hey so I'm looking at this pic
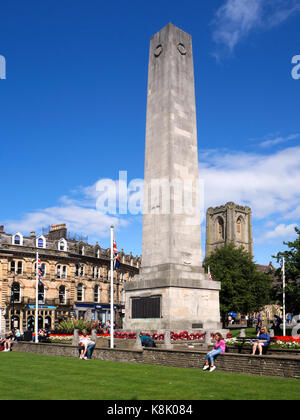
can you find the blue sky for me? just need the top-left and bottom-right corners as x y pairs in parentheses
(0, 0), (299, 265)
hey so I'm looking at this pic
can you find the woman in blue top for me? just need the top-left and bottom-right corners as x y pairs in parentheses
(251, 327), (270, 356)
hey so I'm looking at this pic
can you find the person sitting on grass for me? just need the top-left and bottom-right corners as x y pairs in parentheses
(79, 330), (96, 360)
(251, 326), (270, 356)
(203, 333), (226, 372)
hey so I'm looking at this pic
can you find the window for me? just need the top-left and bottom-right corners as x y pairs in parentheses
(17, 261), (23, 275)
(75, 264), (85, 277)
(80, 265), (85, 277)
(57, 265), (67, 279)
(37, 236), (46, 248)
(10, 261), (15, 273)
(12, 233), (23, 246)
(94, 285), (100, 303)
(38, 284), (45, 304)
(58, 239), (67, 252)
(59, 286), (66, 304)
(216, 217), (225, 241)
(11, 282), (21, 303)
(62, 266), (67, 279)
(77, 284), (84, 302)
(92, 267), (100, 279)
(237, 217), (243, 237)
(96, 248), (100, 258)
(79, 245), (84, 256)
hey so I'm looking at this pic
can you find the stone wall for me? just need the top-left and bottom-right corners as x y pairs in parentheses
(13, 342), (300, 379)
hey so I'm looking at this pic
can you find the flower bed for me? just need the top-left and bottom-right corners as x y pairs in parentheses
(272, 336), (300, 350)
(48, 331), (234, 343)
(113, 331), (233, 341)
(49, 333), (110, 343)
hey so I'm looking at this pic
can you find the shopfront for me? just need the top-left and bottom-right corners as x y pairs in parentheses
(75, 303), (119, 324)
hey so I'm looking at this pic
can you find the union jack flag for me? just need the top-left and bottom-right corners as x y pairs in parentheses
(37, 255), (44, 286)
(113, 236), (120, 271)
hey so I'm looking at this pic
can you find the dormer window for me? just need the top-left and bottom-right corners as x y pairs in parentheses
(12, 233), (23, 246)
(37, 236), (46, 249)
(58, 238), (67, 252)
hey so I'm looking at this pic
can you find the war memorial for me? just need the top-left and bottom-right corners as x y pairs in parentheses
(124, 23), (222, 333)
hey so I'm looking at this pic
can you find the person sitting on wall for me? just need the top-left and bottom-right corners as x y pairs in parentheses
(251, 327), (270, 356)
(78, 342), (85, 359)
(79, 330), (96, 360)
(203, 333), (226, 373)
(0, 336), (6, 351)
(14, 329), (22, 342)
(38, 329), (50, 343)
(140, 334), (156, 348)
(3, 331), (16, 352)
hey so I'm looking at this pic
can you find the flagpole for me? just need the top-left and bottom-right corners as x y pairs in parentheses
(110, 225), (114, 349)
(35, 252), (39, 343)
(282, 257), (286, 337)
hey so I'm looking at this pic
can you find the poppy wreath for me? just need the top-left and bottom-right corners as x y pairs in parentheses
(152, 333), (159, 340)
(158, 333), (164, 340)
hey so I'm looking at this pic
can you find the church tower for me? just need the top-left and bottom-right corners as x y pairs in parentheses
(205, 202), (253, 258)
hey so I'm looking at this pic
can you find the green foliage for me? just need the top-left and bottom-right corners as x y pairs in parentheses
(272, 226), (300, 313)
(56, 319), (94, 334)
(204, 244), (273, 315)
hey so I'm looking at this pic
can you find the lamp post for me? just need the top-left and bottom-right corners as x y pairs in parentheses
(282, 258), (286, 337)
(110, 225), (115, 349)
(11, 278), (15, 331)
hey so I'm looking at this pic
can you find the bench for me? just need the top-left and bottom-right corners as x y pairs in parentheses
(235, 337), (277, 355)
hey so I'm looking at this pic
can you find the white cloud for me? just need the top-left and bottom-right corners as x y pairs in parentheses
(259, 133), (300, 148)
(212, 0), (263, 53)
(5, 205), (128, 243)
(199, 145), (300, 220)
(260, 223), (298, 241)
(212, 0), (300, 55)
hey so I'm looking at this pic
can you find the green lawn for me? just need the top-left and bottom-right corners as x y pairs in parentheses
(0, 352), (299, 400)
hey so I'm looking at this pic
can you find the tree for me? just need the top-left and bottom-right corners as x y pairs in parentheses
(204, 244), (273, 323)
(272, 227), (300, 314)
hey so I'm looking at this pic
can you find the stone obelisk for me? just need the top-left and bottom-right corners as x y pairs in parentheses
(124, 23), (221, 331)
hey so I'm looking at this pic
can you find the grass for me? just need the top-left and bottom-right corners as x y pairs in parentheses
(0, 353), (299, 400)
(230, 328), (257, 338)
